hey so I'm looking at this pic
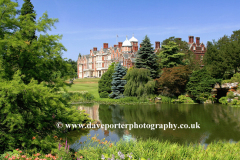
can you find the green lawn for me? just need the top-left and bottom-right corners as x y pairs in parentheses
(63, 78), (100, 98)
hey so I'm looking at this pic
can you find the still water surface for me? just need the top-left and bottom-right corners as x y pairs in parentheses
(67, 103), (240, 151)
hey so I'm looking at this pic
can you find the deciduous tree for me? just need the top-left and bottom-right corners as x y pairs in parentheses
(124, 68), (155, 97)
(0, 0), (71, 89)
(98, 62), (115, 98)
(204, 30), (240, 79)
(155, 65), (191, 97)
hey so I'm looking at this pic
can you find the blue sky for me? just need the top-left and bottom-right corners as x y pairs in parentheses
(16, 0), (240, 61)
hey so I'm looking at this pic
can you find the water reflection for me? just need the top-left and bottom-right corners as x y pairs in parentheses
(68, 103), (240, 151)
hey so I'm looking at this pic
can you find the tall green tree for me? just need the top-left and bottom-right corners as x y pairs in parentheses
(109, 63), (127, 99)
(20, 0), (37, 42)
(186, 68), (221, 101)
(0, 0), (91, 154)
(159, 37), (200, 71)
(124, 68), (155, 97)
(204, 30), (240, 79)
(158, 41), (185, 69)
(98, 62), (115, 98)
(66, 59), (77, 78)
(0, 0), (71, 89)
(135, 35), (159, 79)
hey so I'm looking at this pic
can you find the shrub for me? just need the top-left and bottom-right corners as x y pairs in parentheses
(227, 91), (235, 99)
(232, 99), (238, 105)
(219, 97), (228, 105)
(186, 68), (221, 100)
(0, 71), (91, 154)
(99, 91), (109, 98)
(82, 92), (95, 100)
(178, 95), (187, 103)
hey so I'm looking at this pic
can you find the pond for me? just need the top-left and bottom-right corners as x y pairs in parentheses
(66, 103), (240, 151)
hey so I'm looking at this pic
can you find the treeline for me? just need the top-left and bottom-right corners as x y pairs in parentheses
(0, 0), (90, 154)
(99, 31), (240, 102)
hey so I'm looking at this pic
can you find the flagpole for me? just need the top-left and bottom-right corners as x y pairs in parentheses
(116, 35), (118, 45)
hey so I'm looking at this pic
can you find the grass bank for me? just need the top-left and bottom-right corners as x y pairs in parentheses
(2, 136), (239, 160)
(63, 78), (197, 105)
(76, 136), (240, 160)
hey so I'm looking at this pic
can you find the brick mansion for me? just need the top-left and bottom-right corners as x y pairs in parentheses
(77, 35), (206, 78)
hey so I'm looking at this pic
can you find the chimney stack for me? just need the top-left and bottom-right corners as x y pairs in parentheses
(196, 37), (200, 45)
(188, 36), (194, 44)
(114, 45), (118, 47)
(93, 47), (97, 51)
(155, 41), (160, 49)
(103, 43), (108, 49)
(118, 42), (122, 48)
(178, 38), (182, 41)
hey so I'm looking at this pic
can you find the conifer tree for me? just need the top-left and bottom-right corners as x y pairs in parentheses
(158, 41), (185, 69)
(135, 35), (159, 79)
(20, 0), (37, 42)
(109, 63), (127, 99)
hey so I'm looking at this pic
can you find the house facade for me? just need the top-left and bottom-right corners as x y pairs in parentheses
(77, 35), (206, 78)
(187, 36), (206, 61)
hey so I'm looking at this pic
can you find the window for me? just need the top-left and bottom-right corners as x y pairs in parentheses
(200, 55), (203, 61)
(193, 46), (195, 50)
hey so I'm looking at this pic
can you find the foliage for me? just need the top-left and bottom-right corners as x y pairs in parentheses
(61, 92), (95, 102)
(178, 95), (194, 103)
(158, 41), (185, 69)
(124, 68), (155, 97)
(65, 59), (77, 79)
(186, 68), (221, 100)
(76, 136), (240, 160)
(20, 0), (37, 42)
(204, 30), (240, 79)
(98, 62), (115, 98)
(99, 91), (109, 98)
(135, 35), (159, 79)
(157, 95), (175, 103)
(109, 63), (127, 99)
(1, 138), (81, 160)
(0, 0), (71, 89)
(219, 97), (228, 105)
(227, 91), (235, 99)
(155, 65), (192, 97)
(222, 73), (240, 84)
(159, 36), (200, 71)
(0, 71), (92, 154)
